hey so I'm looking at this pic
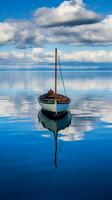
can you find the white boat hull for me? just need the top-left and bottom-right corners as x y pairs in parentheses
(38, 101), (70, 113)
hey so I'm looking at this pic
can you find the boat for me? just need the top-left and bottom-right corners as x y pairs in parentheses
(38, 48), (71, 114)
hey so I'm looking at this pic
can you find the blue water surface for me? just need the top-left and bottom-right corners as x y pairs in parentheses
(0, 71), (112, 200)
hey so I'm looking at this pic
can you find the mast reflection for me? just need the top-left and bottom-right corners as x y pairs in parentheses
(38, 110), (72, 168)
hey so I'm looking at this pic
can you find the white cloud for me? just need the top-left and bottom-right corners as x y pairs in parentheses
(34, 0), (100, 27)
(0, 20), (45, 48)
(0, 0), (112, 52)
(1, 49), (112, 66)
(0, 22), (16, 45)
(47, 14), (112, 45)
(0, 0), (103, 49)
(62, 50), (112, 63)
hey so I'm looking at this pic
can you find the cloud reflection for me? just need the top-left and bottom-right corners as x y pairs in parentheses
(0, 71), (112, 141)
(38, 96), (112, 141)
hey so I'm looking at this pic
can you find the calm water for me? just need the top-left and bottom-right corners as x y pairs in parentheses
(0, 70), (112, 200)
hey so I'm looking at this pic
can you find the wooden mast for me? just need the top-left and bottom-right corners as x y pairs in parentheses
(55, 48), (57, 94)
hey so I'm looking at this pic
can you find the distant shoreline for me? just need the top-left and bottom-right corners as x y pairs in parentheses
(0, 68), (112, 72)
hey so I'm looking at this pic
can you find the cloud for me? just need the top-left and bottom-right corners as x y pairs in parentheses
(0, 0), (102, 49)
(0, 48), (56, 66)
(34, 0), (101, 27)
(47, 15), (112, 45)
(61, 50), (112, 63)
(1, 49), (112, 67)
(0, 0), (112, 49)
(0, 21), (16, 45)
(0, 20), (45, 48)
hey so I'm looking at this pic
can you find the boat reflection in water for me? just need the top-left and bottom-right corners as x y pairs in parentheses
(38, 109), (72, 168)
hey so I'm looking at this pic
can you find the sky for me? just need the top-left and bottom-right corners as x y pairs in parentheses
(0, 0), (112, 68)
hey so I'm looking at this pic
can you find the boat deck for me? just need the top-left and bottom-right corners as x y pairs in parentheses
(39, 90), (71, 104)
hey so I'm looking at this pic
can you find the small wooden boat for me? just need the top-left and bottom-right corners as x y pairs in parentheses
(38, 48), (71, 114)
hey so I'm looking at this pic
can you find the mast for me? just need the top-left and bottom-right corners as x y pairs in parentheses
(55, 48), (58, 94)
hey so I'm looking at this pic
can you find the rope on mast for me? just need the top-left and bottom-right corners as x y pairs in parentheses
(58, 56), (67, 97)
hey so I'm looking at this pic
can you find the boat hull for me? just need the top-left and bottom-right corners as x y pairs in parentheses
(38, 99), (70, 113)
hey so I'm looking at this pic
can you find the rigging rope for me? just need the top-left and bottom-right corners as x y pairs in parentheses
(58, 56), (67, 97)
